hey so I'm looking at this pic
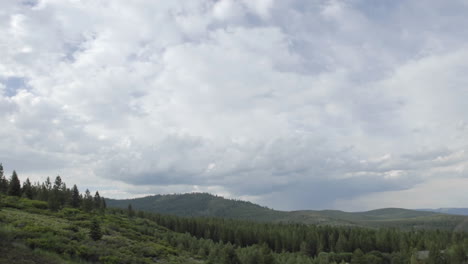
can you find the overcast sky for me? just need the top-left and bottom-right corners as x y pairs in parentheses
(1, 0), (468, 211)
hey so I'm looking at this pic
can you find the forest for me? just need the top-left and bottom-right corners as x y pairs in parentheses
(1, 163), (468, 264)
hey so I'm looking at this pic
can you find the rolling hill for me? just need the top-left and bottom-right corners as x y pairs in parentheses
(106, 193), (468, 231)
(107, 193), (288, 221)
(418, 208), (468, 216)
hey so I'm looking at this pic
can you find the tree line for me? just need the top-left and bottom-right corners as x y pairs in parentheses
(0, 163), (105, 212)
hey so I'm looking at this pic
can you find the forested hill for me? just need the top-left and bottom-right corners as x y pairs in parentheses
(106, 193), (289, 221)
(106, 193), (468, 231)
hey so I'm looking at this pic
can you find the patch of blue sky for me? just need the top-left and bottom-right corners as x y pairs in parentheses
(2, 77), (29, 97)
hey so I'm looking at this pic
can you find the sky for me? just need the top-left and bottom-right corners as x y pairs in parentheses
(1, 0), (468, 211)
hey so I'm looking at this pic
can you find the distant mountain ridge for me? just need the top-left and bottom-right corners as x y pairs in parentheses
(106, 193), (468, 231)
(417, 208), (468, 216)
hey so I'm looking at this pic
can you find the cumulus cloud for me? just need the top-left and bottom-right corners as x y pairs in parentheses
(1, 0), (468, 210)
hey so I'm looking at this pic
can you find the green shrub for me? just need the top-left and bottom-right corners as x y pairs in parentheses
(99, 255), (121, 264)
(31, 200), (48, 210)
(76, 244), (100, 262)
(0, 224), (17, 244)
(22, 225), (55, 236)
(59, 208), (81, 219)
(2, 196), (23, 209)
(26, 234), (70, 254)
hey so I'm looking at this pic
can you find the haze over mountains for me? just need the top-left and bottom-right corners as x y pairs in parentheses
(417, 208), (468, 216)
(107, 193), (468, 231)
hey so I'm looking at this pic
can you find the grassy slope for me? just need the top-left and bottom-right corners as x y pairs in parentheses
(0, 196), (203, 264)
(107, 193), (468, 231)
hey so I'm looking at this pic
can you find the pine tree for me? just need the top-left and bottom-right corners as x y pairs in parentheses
(89, 218), (103, 241)
(53, 175), (62, 190)
(48, 175), (64, 211)
(335, 232), (348, 252)
(48, 193), (60, 211)
(0, 163), (7, 194)
(22, 178), (33, 199)
(44, 177), (52, 191)
(8, 170), (21, 197)
(61, 183), (70, 206)
(82, 189), (93, 212)
(94, 191), (101, 210)
(71, 184), (81, 208)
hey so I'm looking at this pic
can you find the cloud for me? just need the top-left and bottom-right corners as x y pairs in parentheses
(1, 0), (468, 210)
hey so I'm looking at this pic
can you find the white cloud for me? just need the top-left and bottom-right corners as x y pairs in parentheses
(1, 0), (468, 210)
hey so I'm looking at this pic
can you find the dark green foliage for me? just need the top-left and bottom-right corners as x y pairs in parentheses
(94, 191), (101, 210)
(44, 177), (52, 191)
(22, 178), (33, 199)
(260, 244), (276, 264)
(82, 189), (93, 212)
(89, 218), (103, 241)
(48, 176), (63, 211)
(8, 171), (21, 197)
(71, 184), (81, 208)
(450, 244), (466, 264)
(101, 197), (106, 210)
(0, 199), (200, 263)
(222, 244), (241, 264)
(53, 175), (62, 190)
(37, 177), (52, 202)
(0, 163), (8, 194)
(428, 245), (446, 264)
(50, 176), (66, 210)
(0, 243), (69, 264)
(300, 241), (315, 257)
(107, 193), (282, 221)
(106, 193), (468, 231)
(351, 248), (365, 264)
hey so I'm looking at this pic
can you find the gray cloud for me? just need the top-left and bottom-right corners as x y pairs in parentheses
(1, 0), (468, 210)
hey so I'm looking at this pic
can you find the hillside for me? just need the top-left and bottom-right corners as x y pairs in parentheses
(0, 196), (203, 264)
(107, 193), (468, 231)
(418, 208), (468, 216)
(107, 193), (290, 222)
(3, 194), (468, 264)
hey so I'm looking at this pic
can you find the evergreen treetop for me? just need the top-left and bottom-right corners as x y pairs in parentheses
(8, 170), (21, 197)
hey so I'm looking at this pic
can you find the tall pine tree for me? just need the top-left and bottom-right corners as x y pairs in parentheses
(94, 191), (101, 210)
(0, 163), (7, 194)
(22, 178), (33, 199)
(48, 175), (64, 211)
(71, 184), (81, 208)
(8, 170), (21, 197)
(82, 189), (93, 212)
